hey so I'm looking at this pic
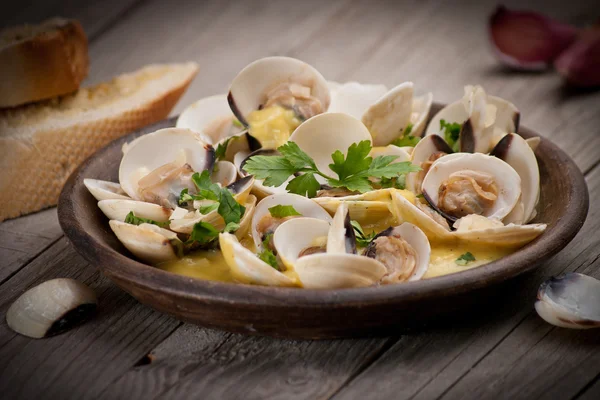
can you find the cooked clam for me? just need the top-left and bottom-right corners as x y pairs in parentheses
(421, 153), (521, 222)
(535, 273), (600, 329)
(405, 135), (453, 194)
(390, 190), (453, 240)
(273, 217), (330, 269)
(211, 161), (238, 187)
(365, 222), (431, 283)
(6, 278), (97, 339)
(119, 128), (215, 206)
(326, 203), (357, 254)
(84, 179), (130, 201)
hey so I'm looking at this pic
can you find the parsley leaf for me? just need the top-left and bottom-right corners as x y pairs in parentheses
(224, 222), (240, 233)
(218, 189), (246, 225)
(368, 157), (420, 179)
(278, 141), (317, 170)
(440, 119), (461, 150)
(190, 221), (220, 244)
(378, 175), (406, 190)
(258, 233), (279, 269)
(327, 175), (372, 193)
(192, 170), (221, 201)
(350, 220), (377, 247)
(198, 202), (219, 215)
(232, 118), (244, 128)
(391, 123), (419, 147)
(215, 138), (231, 161)
(243, 155), (296, 187)
(455, 252), (476, 266)
(268, 205), (302, 218)
(329, 140), (372, 181)
(286, 173), (321, 198)
(124, 211), (169, 228)
(179, 188), (194, 205)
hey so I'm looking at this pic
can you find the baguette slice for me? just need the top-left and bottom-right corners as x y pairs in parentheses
(0, 18), (89, 108)
(0, 62), (199, 221)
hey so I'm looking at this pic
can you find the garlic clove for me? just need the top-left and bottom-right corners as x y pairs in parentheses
(489, 6), (578, 70)
(6, 278), (97, 339)
(555, 29), (600, 87)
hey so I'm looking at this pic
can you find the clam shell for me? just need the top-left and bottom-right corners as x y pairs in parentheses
(289, 113), (372, 183)
(273, 217), (330, 270)
(390, 190), (453, 241)
(109, 221), (182, 264)
(535, 273), (600, 329)
(411, 92), (434, 138)
(176, 94), (241, 144)
(6, 278), (97, 339)
(362, 82), (413, 146)
(98, 199), (172, 222)
(84, 179), (129, 201)
(313, 189), (394, 227)
(491, 133), (540, 223)
(327, 82), (388, 119)
(228, 56), (330, 125)
(219, 232), (297, 287)
(211, 161), (238, 187)
(405, 135), (453, 193)
(326, 203), (357, 254)
(251, 193), (332, 251)
(452, 222), (546, 247)
(237, 149), (291, 197)
(421, 153), (521, 221)
(119, 128), (215, 199)
(294, 253), (386, 289)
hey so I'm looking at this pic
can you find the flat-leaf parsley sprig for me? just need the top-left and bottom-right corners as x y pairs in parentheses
(243, 140), (420, 198)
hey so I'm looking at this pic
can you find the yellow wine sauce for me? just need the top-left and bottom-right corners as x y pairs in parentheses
(157, 249), (235, 283)
(246, 105), (301, 149)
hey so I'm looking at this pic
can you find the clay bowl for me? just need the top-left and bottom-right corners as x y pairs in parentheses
(58, 103), (589, 339)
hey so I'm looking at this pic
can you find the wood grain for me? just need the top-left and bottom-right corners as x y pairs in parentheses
(0, 238), (181, 399)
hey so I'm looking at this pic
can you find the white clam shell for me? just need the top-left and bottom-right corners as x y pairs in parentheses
(327, 82), (388, 119)
(211, 161), (238, 187)
(98, 199), (172, 222)
(452, 222), (546, 247)
(326, 203), (354, 254)
(421, 153), (521, 221)
(410, 92), (434, 138)
(314, 189), (393, 226)
(228, 56), (330, 124)
(405, 135), (453, 193)
(110, 221), (182, 264)
(251, 193), (332, 251)
(219, 232), (296, 287)
(273, 217), (330, 270)
(176, 94), (240, 144)
(491, 133), (540, 223)
(389, 190), (453, 241)
(369, 145), (411, 163)
(294, 253), (386, 289)
(119, 128), (215, 199)
(362, 82), (414, 146)
(289, 113), (372, 183)
(6, 278), (97, 339)
(535, 273), (600, 329)
(84, 179), (130, 201)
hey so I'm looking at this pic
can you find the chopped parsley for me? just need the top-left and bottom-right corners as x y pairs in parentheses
(268, 205), (302, 218)
(440, 119), (461, 152)
(350, 220), (377, 247)
(215, 137), (231, 161)
(391, 123), (420, 147)
(189, 221), (220, 244)
(455, 252), (476, 266)
(258, 233), (279, 269)
(243, 140), (420, 198)
(124, 211), (169, 228)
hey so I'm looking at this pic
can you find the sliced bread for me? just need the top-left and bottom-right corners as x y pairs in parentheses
(0, 62), (199, 221)
(0, 18), (89, 108)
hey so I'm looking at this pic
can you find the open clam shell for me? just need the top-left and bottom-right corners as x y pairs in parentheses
(326, 203), (357, 254)
(365, 222), (431, 283)
(327, 82), (388, 118)
(251, 193), (332, 251)
(421, 153), (521, 222)
(273, 217), (330, 270)
(491, 133), (540, 224)
(211, 161), (238, 187)
(176, 94), (242, 144)
(6, 278), (97, 339)
(452, 219), (546, 247)
(535, 273), (600, 329)
(109, 221), (182, 264)
(289, 112), (372, 183)
(390, 190), (453, 241)
(228, 56), (330, 126)
(98, 199), (172, 222)
(84, 179), (130, 201)
(314, 189), (394, 226)
(219, 232), (297, 287)
(119, 128), (215, 200)
(405, 135), (454, 193)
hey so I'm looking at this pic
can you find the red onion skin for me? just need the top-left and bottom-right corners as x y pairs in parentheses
(555, 30), (600, 87)
(489, 5), (579, 70)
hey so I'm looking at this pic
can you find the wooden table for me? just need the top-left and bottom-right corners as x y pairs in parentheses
(1, 1), (599, 398)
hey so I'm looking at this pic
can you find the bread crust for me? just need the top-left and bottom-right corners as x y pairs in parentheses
(0, 63), (199, 221)
(0, 19), (89, 108)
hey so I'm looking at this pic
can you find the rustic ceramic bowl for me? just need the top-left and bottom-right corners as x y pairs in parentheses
(58, 104), (589, 339)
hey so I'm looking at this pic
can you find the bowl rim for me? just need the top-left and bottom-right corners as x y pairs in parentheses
(58, 105), (589, 310)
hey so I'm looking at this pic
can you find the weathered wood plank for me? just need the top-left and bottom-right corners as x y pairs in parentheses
(0, 209), (62, 283)
(0, 238), (182, 399)
(578, 376), (600, 400)
(102, 325), (391, 400)
(331, 165), (600, 400)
